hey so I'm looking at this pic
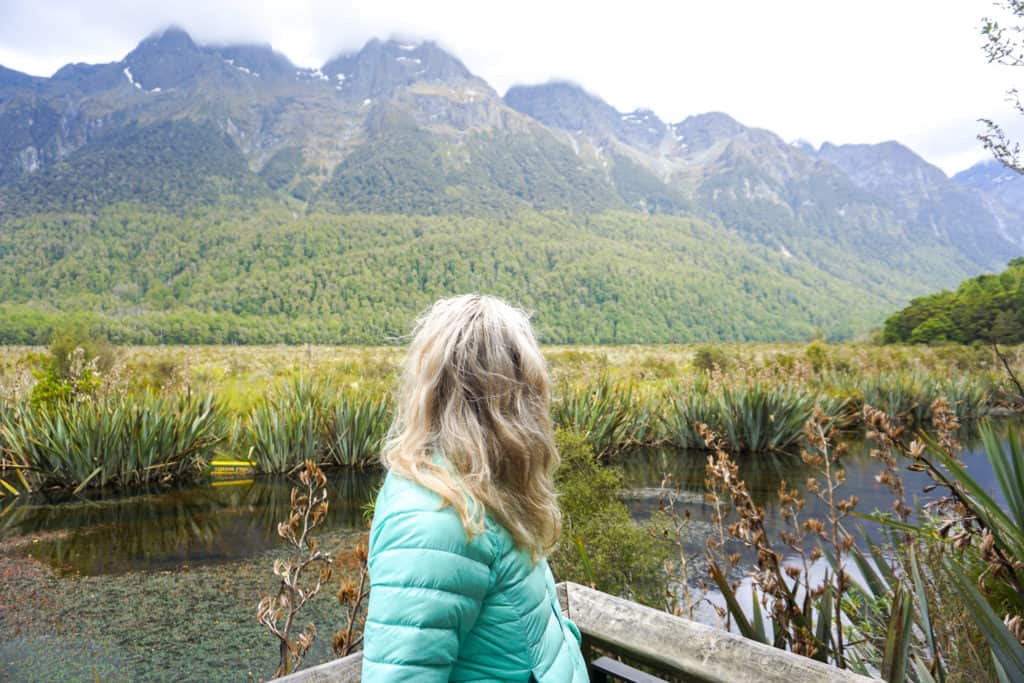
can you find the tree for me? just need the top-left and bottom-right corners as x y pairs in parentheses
(980, 1), (1024, 172)
(991, 308), (1024, 343)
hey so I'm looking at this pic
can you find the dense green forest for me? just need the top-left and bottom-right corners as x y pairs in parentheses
(882, 257), (1024, 343)
(0, 203), (934, 345)
(0, 99), (1002, 347)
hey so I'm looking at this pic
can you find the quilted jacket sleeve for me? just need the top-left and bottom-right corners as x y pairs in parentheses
(361, 474), (494, 682)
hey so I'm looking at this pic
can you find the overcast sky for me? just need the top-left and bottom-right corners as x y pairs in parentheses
(1, 0), (1021, 175)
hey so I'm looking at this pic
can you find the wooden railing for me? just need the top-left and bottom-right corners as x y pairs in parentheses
(274, 581), (879, 682)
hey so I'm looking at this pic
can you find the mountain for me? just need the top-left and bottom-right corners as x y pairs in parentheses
(817, 141), (1020, 267)
(506, 83), (1020, 271)
(0, 27), (1021, 344)
(952, 159), (1024, 250)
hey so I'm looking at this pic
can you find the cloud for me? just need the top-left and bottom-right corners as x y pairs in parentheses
(0, 0), (1020, 174)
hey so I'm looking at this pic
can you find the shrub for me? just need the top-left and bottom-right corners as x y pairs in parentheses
(550, 429), (671, 607)
(242, 377), (327, 474)
(691, 345), (728, 373)
(804, 340), (830, 372)
(28, 321), (121, 407)
(324, 393), (390, 469)
(1, 392), (225, 491)
(637, 353), (679, 380)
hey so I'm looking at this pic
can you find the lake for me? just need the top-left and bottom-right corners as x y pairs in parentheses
(0, 420), (1013, 681)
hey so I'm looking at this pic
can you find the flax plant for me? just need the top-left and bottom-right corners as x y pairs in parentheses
(257, 461), (333, 678)
(551, 377), (645, 459)
(333, 539), (370, 657)
(700, 412), (859, 666)
(0, 392), (224, 492)
(325, 394), (389, 468)
(862, 400), (1024, 679)
(665, 379), (849, 454)
(242, 377), (328, 474)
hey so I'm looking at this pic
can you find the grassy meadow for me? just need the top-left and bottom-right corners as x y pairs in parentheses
(0, 341), (1018, 494)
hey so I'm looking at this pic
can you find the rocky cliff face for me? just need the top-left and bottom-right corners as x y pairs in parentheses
(817, 141), (1017, 265)
(0, 26), (1020, 273)
(953, 159), (1024, 248)
(506, 80), (1022, 269)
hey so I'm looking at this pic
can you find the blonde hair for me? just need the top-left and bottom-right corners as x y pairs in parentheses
(381, 294), (561, 558)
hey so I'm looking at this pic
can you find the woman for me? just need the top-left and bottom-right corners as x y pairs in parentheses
(361, 294), (588, 682)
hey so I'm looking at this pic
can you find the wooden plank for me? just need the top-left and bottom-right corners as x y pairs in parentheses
(557, 579), (569, 613)
(562, 582), (880, 683)
(272, 653), (362, 683)
(591, 655), (668, 682)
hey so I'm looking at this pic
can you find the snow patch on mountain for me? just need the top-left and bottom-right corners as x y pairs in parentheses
(123, 66), (141, 89)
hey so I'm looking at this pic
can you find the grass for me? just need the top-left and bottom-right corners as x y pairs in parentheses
(240, 377), (390, 473)
(0, 342), (1017, 489)
(0, 393), (225, 492)
(325, 392), (390, 469)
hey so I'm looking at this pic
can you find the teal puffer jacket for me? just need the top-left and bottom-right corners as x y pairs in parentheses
(361, 470), (589, 682)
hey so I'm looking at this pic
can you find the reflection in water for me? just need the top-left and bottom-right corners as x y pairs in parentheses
(1, 420), (1013, 578)
(619, 421), (1012, 554)
(1, 470), (382, 576)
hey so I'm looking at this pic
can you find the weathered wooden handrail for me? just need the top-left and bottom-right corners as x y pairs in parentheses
(273, 653), (362, 682)
(273, 581), (880, 682)
(560, 582), (878, 683)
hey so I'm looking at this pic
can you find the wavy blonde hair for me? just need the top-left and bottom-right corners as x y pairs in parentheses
(381, 294), (561, 558)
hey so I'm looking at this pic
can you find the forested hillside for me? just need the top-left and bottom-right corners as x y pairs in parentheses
(0, 205), (919, 344)
(1, 27), (1022, 343)
(882, 257), (1024, 344)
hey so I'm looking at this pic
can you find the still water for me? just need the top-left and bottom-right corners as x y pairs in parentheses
(0, 472), (381, 682)
(620, 421), (1010, 552)
(0, 421), (1013, 681)
(3, 471), (380, 576)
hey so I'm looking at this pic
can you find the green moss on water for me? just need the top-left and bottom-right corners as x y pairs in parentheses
(0, 474), (378, 681)
(0, 530), (366, 682)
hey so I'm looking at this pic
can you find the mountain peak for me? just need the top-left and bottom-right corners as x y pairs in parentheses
(212, 42), (295, 80)
(122, 26), (205, 91)
(0, 64), (37, 88)
(953, 158), (1017, 184)
(953, 160), (1024, 228)
(819, 140), (946, 181)
(671, 112), (747, 151)
(320, 37), (475, 100)
(505, 81), (674, 149)
(676, 111), (745, 132)
(788, 138), (817, 154)
(506, 79), (588, 95)
(504, 81), (623, 135)
(131, 26), (199, 57)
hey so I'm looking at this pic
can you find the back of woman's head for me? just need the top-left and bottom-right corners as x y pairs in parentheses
(382, 294), (561, 557)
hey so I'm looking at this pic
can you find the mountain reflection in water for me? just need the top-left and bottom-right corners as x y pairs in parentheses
(1, 470), (382, 576)
(1, 420), (1014, 578)
(619, 420), (1013, 553)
